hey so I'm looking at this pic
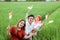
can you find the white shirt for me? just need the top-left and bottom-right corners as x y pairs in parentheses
(25, 21), (34, 35)
(34, 24), (41, 31)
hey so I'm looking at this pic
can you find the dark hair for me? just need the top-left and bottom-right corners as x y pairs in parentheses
(17, 19), (25, 30)
(28, 14), (34, 19)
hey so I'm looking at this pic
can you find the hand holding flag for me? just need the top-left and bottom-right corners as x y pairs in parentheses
(9, 12), (13, 20)
(7, 25), (11, 35)
(28, 5), (33, 10)
(45, 20), (54, 25)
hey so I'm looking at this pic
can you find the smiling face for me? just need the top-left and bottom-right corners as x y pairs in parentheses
(18, 21), (25, 28)
(28, 15), (34, 24)
(36, 15), (41, 21)
(28, 17), (34, 24)
(36, 17), (40, 21)
(17, 20), (25, 29)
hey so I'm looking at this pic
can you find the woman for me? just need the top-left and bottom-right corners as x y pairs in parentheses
(8, 19), (34, 40)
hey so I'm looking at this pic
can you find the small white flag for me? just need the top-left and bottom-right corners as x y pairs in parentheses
(9, 12), (12, 20)
(45, 13), (50, 19)
(45, 15), (48, 19)
(48, 20), (54, 23)
(28, 5), (33, 10)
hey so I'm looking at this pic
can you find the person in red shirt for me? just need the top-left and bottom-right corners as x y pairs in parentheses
(7, 19), (34, 40)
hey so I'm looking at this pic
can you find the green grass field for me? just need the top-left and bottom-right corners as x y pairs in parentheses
(0, 2), (60, 40)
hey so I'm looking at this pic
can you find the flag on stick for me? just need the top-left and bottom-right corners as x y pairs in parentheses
(9, 12), (13, 20)
(28, 5), (33, 10)
(48, 20), (54, 24)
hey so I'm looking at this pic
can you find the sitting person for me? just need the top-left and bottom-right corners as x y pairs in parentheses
(25, 14), (37, 40)
(7, 19), (35, 40)
(34, 15), (44, 31)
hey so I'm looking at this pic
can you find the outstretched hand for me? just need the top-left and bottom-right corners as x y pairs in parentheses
(7, 25), (11, 35)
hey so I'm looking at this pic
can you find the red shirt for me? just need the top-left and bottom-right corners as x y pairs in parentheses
(10, 26), (25, 40)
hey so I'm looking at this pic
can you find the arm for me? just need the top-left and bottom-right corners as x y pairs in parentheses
(26, 13), (28, 22)
(9, 27), (18, 37)
(7, 25), (11, 35)
(24, 33), (34, 39)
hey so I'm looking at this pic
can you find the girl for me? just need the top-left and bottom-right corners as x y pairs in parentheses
(34, 15), (43, 31)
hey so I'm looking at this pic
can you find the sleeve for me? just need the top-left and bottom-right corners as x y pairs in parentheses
(25, 25), (28, 35)
(9, 27), (17, 36)
(9, 27), (13, 34)
(31, 22), (35, 32)
(32, 22), (35, 30)
(25, 13), (28, 22)
(25, 22), (29, 35)
(26, 16), (28, 22)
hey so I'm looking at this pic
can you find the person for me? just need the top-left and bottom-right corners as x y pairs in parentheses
(25, 14), (36, 40)
(7, 19), (35, 40)
(34, 15), (44, 31)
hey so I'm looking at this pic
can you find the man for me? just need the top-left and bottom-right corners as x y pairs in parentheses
(25, 14), (35, 40)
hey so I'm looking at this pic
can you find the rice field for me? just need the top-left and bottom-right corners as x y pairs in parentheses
(0, 2), (60, 40)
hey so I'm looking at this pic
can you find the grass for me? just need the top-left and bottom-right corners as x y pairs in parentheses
(0, 2), (60, 40)
(33, 8), (60, 40)
(44, 8), (60, 40)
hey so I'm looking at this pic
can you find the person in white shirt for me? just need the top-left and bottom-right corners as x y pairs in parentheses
(25, 14), (35, 40)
